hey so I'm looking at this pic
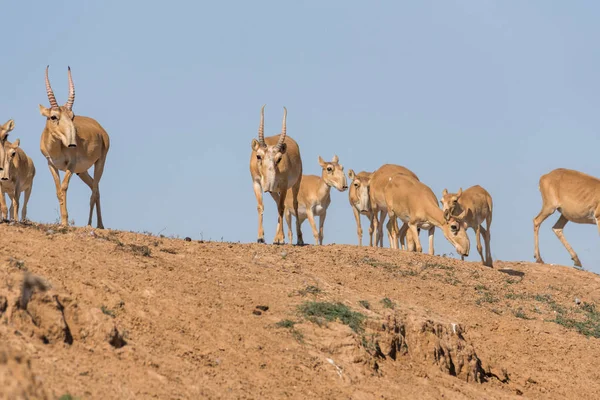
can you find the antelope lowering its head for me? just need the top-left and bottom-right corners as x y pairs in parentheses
(369, 164), (420, 249)
(440, 185), (493, 266)
(533, 168), (600, 268)
(0, 120), (35, 222)
(250, 105), (303, 245)
(39, 66), (110, 228)
(348, 169), (374, 246)
(384, 173), (470, 257)
(284, 155), (347, 245)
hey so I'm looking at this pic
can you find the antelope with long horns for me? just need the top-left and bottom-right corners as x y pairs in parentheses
(39, 66), (110, 228)
(250, 105), (303, 245)
(284, 155), (348, 245)
(533, 168), (600, 268)
(0, 120), (35, 222)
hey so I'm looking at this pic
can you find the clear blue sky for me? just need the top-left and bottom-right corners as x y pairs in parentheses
(2, 1), (600, 271)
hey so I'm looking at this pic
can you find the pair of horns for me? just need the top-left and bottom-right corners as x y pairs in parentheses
(45, 65), (75, 110)
(257, 105), (287, 151)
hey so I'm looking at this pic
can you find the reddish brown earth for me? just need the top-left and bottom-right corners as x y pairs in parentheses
(1, 222), (600, 399)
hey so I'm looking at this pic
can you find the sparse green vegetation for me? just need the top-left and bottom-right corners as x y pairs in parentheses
(298, 301), (365, 333)
(381, 297), (395, 309)
(476, 291), (498, 305)
(298, 285), (322, 296)
(58, 394), (80, 400)
(551, 301), (600, 338)
(513, 308), (532, 320)
(276, 319), (296, 329)
(358, 300), (370, 310)
(129, 244), (151, 257)
(101, 305), (115, 318)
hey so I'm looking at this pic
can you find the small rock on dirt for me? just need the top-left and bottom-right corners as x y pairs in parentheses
(256, 305), (269, 312)
(252, 310), (262, 316)
(184, 237), (191, 242)
(575, 298), (581, 305)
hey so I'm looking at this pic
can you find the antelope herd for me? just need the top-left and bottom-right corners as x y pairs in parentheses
(0, 67), (597, 269)
(250, 106), (600, 269)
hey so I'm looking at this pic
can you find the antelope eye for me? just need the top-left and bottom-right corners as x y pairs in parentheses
(256, 155), (262, 161)
(276, 158), (282, 164)
(354, 182), (359, 187)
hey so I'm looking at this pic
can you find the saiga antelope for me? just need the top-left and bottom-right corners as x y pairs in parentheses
(384, 173), (470, 257)
(533, 168), (600, 268)
(348, 169), (374, 246)
(284, 155), (348, 245)
(440, 186), (493, 266)
(250, 105), (303, 245)
(39, 66), (110, 228)
(368, 164), (419, 249)
(0, 120), (35, 221)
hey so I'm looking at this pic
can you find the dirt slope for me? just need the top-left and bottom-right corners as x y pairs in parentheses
(1, 223), (600, 399)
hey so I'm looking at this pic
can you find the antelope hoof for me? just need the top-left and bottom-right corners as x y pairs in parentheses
(573, 258), (582, 268)
(257, 238), (265, 244)
(535, 257), (544, 264)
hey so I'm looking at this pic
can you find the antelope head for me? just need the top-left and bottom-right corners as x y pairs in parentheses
(38, 66), (77, 148)
(0, 119), (15, 180)
(318, 155), (347, 192)
(440, 188), (463, 221)
(442, 216), (470, 257)
(251, 105), (289, 193)
(348, 169), (370, 212)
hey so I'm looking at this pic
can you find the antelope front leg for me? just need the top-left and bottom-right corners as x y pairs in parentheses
(285, 209), (293, 244)
(47, 162), (71, 226)
(252, 181), (265, 243)
(318, 212), (326, 245)
(479, 225), (492, 267)
(427, 227), (435, 255)
(0, 190), (7, 221)
(378, 209), (386, 247)
(10, 185), (20, 222)
(352, 207), (363, 246)
(368, 212), (374, 247)
(372, 207), (381, 247)
(475, 225), (485, 264)
(533, 204), (556, 264)
(306, 209), (319, 245)
(552, 215), (582, 267)
(21, 186), (32, 222)
(272, 190), (286, 245)
(408, 223), (422, 253)
(291, 182), (304, 246)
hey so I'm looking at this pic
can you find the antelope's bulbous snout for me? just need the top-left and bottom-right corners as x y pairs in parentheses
(68, 144), (77, 148)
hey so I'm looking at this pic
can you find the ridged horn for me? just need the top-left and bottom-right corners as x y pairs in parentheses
(275, 107), (287, 150)
(45, 65), (59, 109)
(258, 104), (266, 147)
(65, 66), (75, 110)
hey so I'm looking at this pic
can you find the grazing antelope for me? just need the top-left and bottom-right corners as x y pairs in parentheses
(250, 105), (303, 245)
(384, 173), (470, 257)
(368, 164), (420, 248)
(0, 120), (35, 222)
(440, 186), (493, 266)
(348, 169), (374, 246)
(533, 168), (600, 268)
(39, 66), (110, 228)
(284, 155), (348, 245)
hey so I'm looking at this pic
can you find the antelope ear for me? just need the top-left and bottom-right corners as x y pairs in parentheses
(462, 220), (468, 230)
(318, 156), (327, 168)
(331, 154), (339, 163)
(278, 142), (287, 154)
(457, 188), (463, 198)
(39, 104), (51, 117)
(12, 139), (20, 148)
(348, 169), (355, 180)
(442, 188), (448, 196)
(2, 119), (14, 133)
(251, 139), (260, 152)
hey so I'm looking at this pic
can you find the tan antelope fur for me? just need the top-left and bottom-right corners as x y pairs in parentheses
(441, 185), (493, 266)
(284, 155), (348, 245)
(533, 168), (600, 268)
(0, 121), (35, 221)
(348, 169), (374, 246)
(39, 66), (110, 228)
(368, 164), (420, 249)
(250, 105), (303, 245)
(384, 174), (470, 257)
